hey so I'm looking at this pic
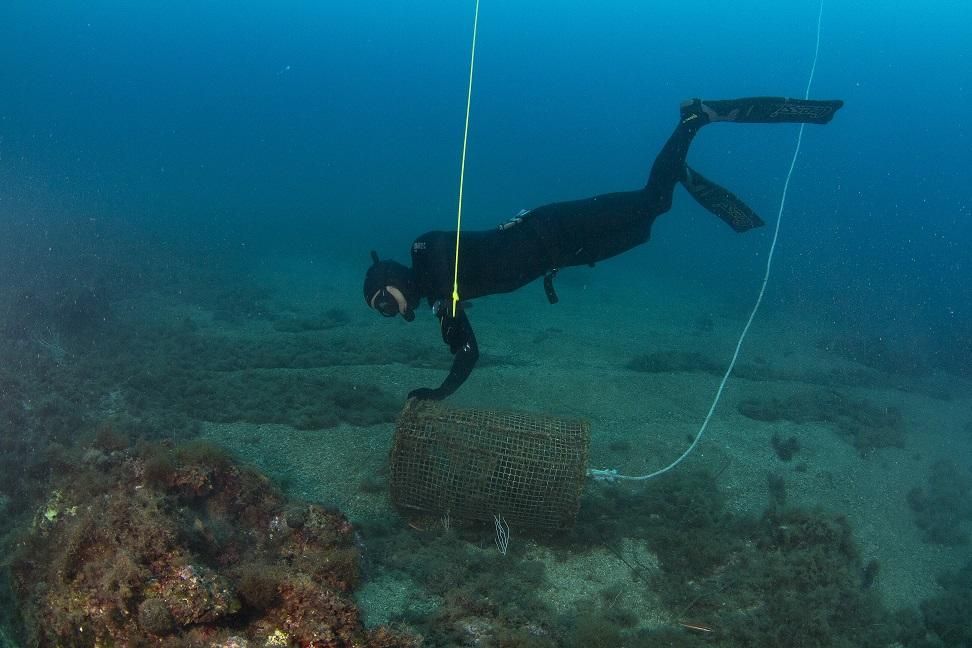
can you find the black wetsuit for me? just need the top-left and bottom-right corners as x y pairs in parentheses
(407, 116), (701, 400)
(397, 96), (843, 399)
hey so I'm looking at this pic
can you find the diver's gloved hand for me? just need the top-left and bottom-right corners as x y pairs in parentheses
(408, 387), (446, 401)
(440, 315), (466, 353)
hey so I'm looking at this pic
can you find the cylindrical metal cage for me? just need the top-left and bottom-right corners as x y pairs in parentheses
(389, 399), (590, 531)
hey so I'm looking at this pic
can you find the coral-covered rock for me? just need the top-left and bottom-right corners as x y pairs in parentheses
(146, 564), (240, 626)
(138, 597), (175, 635)
(10, 443), (417, 647)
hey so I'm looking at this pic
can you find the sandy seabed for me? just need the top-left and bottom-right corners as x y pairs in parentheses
(192, 255), (972, 630)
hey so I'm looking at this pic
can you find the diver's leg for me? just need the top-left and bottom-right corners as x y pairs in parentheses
(666, 97), (843, 232)
(653, 97), (844, 188)
(642, 111), (704, 213)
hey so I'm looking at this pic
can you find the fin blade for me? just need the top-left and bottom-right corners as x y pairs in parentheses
(681, 167), (765, 233)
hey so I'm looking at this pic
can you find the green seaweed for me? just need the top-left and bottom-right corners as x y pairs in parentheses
(573, 469), (900, 647)
(738, 389), (906, 454)
(907, 460), (972, 545)
(770, 431), (801, 461)
(272, 308), (351, 332)
(916, 558), (972, 646)
(626, 350), (723, 375)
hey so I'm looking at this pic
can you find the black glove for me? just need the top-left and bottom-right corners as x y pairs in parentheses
(441, 315), (466, 353)
(408, 387), (445, 401)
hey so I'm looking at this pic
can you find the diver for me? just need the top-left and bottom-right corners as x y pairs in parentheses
(364, 96), (844, 401)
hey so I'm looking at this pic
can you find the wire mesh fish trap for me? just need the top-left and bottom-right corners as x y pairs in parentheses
(389, 399), (591, 531)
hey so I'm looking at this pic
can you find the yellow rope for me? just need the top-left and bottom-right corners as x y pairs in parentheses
(451, 0), (480, 317)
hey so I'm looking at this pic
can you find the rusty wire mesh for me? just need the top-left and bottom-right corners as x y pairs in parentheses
(389, 399), (590, 531)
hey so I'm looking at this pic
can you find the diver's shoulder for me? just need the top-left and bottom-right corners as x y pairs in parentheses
(412, 231), (453, 254)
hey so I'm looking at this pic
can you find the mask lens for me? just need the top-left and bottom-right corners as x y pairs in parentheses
(372, 289), (399, 317)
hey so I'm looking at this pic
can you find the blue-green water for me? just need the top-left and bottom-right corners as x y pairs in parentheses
(1, 2), (970, 646)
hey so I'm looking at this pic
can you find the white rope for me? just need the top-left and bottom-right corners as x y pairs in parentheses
(590, 0), (826, 483)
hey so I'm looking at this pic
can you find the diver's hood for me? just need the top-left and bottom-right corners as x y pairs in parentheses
(363, 251), (418, 321)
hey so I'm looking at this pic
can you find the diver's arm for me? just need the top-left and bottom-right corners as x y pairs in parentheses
(408, 304), (479, 401)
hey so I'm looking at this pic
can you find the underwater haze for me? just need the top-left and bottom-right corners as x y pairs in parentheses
(1, 1), (971, 646)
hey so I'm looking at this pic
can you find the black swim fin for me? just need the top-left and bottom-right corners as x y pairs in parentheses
(683, 97), (844, 125)
(681, 166), (765, 233)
